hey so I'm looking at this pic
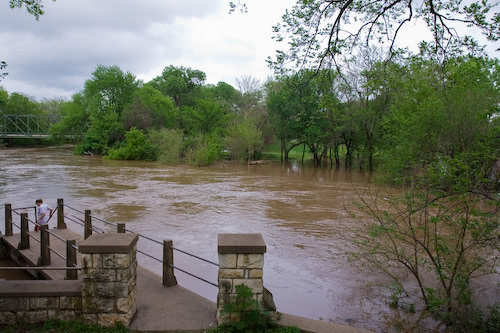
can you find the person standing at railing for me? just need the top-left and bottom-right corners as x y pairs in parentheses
(35, 198), (52, 232)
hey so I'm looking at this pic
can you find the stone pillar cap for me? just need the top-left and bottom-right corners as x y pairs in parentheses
(218, 233), (266, 254)
(79, 233), (138, 254)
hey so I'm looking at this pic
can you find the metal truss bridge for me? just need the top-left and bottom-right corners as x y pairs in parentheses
(0, 114), (60, 139)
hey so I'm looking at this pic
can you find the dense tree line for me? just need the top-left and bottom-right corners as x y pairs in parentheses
(1, 54), (499, 174)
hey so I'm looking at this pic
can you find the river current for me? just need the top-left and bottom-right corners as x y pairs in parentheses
(2, 146), (496, 331)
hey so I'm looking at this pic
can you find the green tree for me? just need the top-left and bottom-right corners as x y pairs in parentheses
(77, 65), (139, 154)
(265, 74), (306, 162)
(225, 116), (263, 162)
(381, 56), (500, 184)
(49, 93), (88, 141)
(121, 84), (178, 131)
(150, 65), (206, 107)
(2, 92), (42, 115)
(233, 76), (273, 147)
(182, 99), (228, 135)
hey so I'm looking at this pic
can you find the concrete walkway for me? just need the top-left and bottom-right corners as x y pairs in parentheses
(1, 229), (368, 332)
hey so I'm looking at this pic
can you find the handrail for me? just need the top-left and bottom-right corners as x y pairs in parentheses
(63, 202), (219, 287)
(8, 205), (79, 279)
(7, 201), (218, 287)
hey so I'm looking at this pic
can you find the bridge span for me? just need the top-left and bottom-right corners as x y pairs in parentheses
(0, 114), (58, 139)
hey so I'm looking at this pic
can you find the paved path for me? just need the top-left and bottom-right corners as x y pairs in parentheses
(1, 229), (368, 332)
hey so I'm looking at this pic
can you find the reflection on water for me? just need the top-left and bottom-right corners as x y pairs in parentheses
(1, 147), (496, 331)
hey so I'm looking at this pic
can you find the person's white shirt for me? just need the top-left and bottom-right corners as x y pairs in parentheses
(37, 203), (52, 225)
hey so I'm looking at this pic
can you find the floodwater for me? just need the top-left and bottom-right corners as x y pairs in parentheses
(0, 147), (496, 331)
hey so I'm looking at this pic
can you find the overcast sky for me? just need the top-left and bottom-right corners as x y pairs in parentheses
(2, 1), (499, 101)
(1, 0), (295, 100)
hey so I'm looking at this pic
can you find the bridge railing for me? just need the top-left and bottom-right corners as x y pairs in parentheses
(0, 114), (59, 138)
(4, 199), (219, 288)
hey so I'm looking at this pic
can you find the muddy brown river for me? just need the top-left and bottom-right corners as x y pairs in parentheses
(1, 147), (497, 331)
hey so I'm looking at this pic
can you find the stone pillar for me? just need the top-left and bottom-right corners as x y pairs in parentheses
(217, 233), (275, 324)
(79, 233), (138, 327)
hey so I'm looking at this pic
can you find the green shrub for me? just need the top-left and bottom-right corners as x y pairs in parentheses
(185, 133), (221, 166)
(108, 127), (156, 161)
(147, 128), (184, 163)
(210, 284), (300, 333)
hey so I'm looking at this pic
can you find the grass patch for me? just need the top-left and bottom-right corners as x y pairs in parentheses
(261, 142), (312, 161)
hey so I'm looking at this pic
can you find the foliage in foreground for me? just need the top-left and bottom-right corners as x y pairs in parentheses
(0, 319), (130, 333)
(210, 284), (300, 333)
(349, 186), (500, 331)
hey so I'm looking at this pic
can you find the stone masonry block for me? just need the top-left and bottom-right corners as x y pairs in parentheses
(0, 297), (28, 311)
(94, 282), (116, 297)
(249, 268), (263, 278)
(59, 296), (82, 310)
(115, 267), (133, 282)
(29, 296), (58, 310)
(84, 268), (116, 282)
(236, 253), (264, 269)
(103, 253), (130, 269)
(81, 313), (98, 325)
(98, 302), (136, 327)
(0, 311), (16, 325)
(231, 278), (263, 294)
(218, 253), (237, 268)
(48, 309), (80, 321)
(81, 281), (94, 297)
(219, 268), (244, 279)
(218, 278), (232, 294)
(116, 286), (136, 313)
(26, 310), (48, 323)
(92, 254), (103, 268)
(82, 296), (115, 313)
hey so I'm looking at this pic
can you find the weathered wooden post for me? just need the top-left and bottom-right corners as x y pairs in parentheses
(57, 198), (67, 229)
(217, 233), (276, 324)
(84, 209), (92, 239)
(39, 224), (51, 265)
(66, 239), (77, 280)
(162, 240), (177, 287)
(4, 203), (12, 236)
(117, 223), (125, 233)
(18, 212), (29, 249)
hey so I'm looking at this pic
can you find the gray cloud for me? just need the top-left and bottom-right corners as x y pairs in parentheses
(1, 0), (292, 100)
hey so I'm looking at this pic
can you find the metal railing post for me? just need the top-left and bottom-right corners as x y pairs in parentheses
(117, 223), (126, 233)
(40, 225), (51, 265)
(163, 239), (177, 287)
(84, 209), (92, 239)
(4, 203), (12, 236)
(57, 198), (67, 229)
(66, 239), (77, 280)
(18, 212), (29, 249)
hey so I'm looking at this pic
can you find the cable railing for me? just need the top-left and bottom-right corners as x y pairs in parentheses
(3, 199), (218, 288)
(5, 204), (80, 280)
